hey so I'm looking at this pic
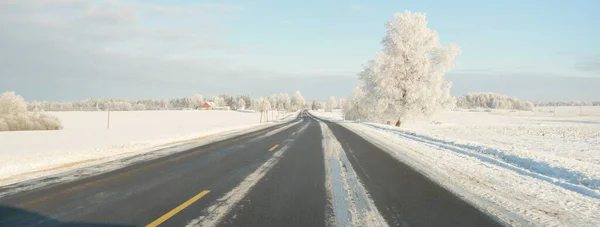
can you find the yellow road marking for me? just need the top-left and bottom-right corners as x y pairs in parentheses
(268, 144), (280, 152)
(146, 190), (210, 227)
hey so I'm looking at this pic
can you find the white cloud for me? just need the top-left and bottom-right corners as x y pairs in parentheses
(574, 56), (600, 72)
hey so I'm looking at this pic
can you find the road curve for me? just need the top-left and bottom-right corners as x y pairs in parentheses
(0, 111), (503, 227)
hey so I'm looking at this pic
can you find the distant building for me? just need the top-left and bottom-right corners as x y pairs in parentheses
(200, 101), (216, 110)
(200, 101), (230, 110)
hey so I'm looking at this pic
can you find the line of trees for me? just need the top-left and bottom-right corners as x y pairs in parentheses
(251, 91), (306, 112)
(26, 95), (250, 112)
(532, 101), (600, 107)
(25, 91), (307, 113)
(455, 93), (535, 111)
(310, 96), (346, 112)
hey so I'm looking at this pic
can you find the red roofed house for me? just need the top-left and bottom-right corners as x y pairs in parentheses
(200, 101), (215, 110)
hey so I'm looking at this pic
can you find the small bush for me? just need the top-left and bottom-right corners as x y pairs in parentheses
(0, 91), (63, 131)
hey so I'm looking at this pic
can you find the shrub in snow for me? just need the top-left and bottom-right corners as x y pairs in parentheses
(0, 91), (28, 115)
(0, 91), (62, 131)
(456, 93), (534, 111)
(357, 11), (460, 125)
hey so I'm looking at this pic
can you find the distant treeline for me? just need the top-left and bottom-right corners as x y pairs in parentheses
(25, 92), (308, 112)
(26, 95), (254, 111)
(531, 101), (600, 107)
(455, 93), (534, 111)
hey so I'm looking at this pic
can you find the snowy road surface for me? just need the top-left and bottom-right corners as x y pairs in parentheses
(0, 111), (501, 227)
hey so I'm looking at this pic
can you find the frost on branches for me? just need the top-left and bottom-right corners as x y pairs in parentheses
(292, 91), (306, 111)
(355, 11), (460, 125)
(456, 93), (534, 111)
(344, 86), (369, 121)
(325, 96), (337, 112)
(0, 91), (62, 131)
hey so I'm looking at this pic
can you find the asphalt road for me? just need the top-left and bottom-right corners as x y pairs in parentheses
(0, 111), (503, 227)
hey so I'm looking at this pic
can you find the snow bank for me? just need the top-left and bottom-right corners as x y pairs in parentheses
(0, 110), (296, 185)
(310, 108), (600, 226)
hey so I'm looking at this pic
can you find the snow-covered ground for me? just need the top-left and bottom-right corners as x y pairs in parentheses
(311, 108), (600, 226)
(0, 110), (296, 187)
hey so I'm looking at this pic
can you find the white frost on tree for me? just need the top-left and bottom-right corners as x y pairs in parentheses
(359, 11), (460, 125)
(212, 96), (226, 108)
(292, 91), (305, 110)
(237, 99), (246, 110)
(456, 93), (534, 111)
(276, 93), (291, 111)
(282, 93), (292, 111)
(189, 94), (204, 109)
(0, 91), (62, 131)
(251, 97), (271, 112)
(325, 96), (337, 112)
(338, 98), (346, 110)
(0, 91), (27, 115)
(344, 86), (369, 121)
(268, 95), (278, 111)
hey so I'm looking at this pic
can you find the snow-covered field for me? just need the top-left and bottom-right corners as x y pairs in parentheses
(0, 110), (295, 187)
(311, 108), (600, 226)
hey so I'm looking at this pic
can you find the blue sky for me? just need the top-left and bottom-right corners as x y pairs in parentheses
(221, 0), (600, 76)
(1, 0), (599, 101)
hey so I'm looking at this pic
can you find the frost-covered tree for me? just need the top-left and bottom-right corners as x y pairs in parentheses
(237, 99), (246, 110)
(344, 86), (369, 120)
(338, 98), (346, 110)
(133, 103), (146, 111)
(282, 93), (292, 111)
(0, 91), (27, 115)
(250, 97), (271, 111)
(0, 91), (62, 131)
(268, 95), (278, 110)
(189, 94), (204, 109)
(212, 96), (226, 107)
(292, 91), (305, 110)
(311, 100), (322, 110)
(325, 96), (337, 112)
(360, 11), (460, 125)
(275, 93), (290, 111)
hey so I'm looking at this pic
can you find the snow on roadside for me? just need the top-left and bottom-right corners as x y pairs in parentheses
(310, 109), (600, 226)
(0, 110), (299, 186)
